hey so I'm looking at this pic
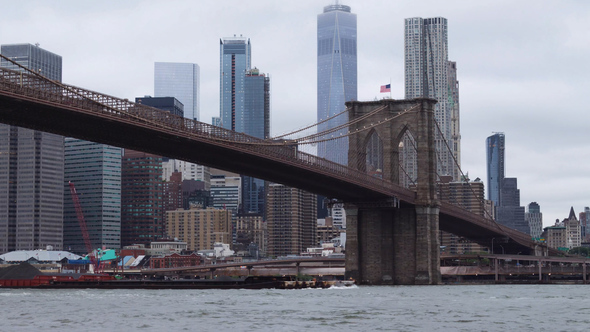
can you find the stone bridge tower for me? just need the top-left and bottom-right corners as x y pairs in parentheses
(344, 98), (440, 285)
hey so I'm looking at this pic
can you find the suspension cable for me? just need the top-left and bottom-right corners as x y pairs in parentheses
(432, 118), (506, 235)
(273, 107), (350, 139)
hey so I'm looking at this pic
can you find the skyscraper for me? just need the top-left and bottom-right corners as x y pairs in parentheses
(154, 62), (200, 121)
(486, 133), (505, 205)
(0, 44), (64, 254)
(136, 96), (184, 117)
(485, 133), (527, 234)
(219, 37), (269, 215)
(580, 207), (590, 241)
(526, 202), (543, 239)
(317, 2), (357, 165)
(242, 68), (270, 214)
(220, 36), (251, 131)
(266, 184), (317, 257)
(121, 150), (163, 246)
(404, 17), (460, 185)
(64, 139), (122, 254)
(497, 177), (528, 234)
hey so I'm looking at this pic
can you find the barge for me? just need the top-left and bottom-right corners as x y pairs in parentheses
(0, 263), (353, 290)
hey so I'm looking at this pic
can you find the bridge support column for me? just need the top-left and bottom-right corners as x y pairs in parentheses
(414, 205), (440, 285)
(344, 207), (360, 282)
(345, 203), (440, 285)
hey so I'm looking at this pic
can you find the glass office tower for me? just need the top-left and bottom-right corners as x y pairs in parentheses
(219, 37), (268, 216)
(220, 36), (251, 131)
(64, 139), (122, 254)
(486, 133), (505, 206)
(154, 62), (200, 121)
(0, 44), (64, 254)
(317, 3), (357, 165)
(241, 68), (270, 214)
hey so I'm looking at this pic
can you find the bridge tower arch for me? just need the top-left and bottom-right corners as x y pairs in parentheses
(345, 98), (440, 285)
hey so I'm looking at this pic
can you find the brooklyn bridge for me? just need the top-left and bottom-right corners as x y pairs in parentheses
(0, 57), (556, 285)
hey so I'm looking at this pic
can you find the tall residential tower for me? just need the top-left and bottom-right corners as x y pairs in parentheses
(486, 133), (505, 206)
(317, 3), (357, 165)
(403, 17), (460, 185)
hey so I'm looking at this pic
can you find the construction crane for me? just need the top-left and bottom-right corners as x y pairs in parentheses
(68, 181), (100, 272)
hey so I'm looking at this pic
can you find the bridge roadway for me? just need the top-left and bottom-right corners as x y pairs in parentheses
(0, 66), (553, 254)
(140, 257), (346, 277)
(441, 254), (590, 283)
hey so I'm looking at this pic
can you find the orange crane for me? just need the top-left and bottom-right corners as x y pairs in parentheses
(68, 181), (100, 272)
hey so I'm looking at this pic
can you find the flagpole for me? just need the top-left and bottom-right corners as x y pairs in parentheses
(389, 78), (392, 99)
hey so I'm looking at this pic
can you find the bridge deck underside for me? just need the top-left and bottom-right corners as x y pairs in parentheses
(0, 94), (391, 202)
(439, 212), (550, 254)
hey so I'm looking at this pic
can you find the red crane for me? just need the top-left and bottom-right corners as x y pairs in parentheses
(68, 181), (100, 272)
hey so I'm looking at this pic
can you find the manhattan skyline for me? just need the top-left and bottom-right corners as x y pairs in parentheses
(0, 0), (588, 226)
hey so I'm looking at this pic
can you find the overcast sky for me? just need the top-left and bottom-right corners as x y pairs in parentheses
(1, 0), (588, 227)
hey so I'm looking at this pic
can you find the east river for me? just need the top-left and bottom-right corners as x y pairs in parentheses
(1, 285), (589, 331)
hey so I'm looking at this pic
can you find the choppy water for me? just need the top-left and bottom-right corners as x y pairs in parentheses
(1, 285), (589, 331)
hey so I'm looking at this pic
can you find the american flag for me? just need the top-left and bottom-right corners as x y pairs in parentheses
(380, 84), (391, 93)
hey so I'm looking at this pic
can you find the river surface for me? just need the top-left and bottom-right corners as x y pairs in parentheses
(1, 285), (589, 331)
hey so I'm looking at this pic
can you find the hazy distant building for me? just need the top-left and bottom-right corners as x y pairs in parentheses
(166, 207), (232, 251)
(236, 214), (266, 256)
(525, 202), (543, 239)
(579, 207), (590, 241)
(330, 204), (346, 229)
(542, 224), (567, 250)
(182, 180), (210, 210)
(438, 176), (487, 254)
(64, 139), (122, 254)
(162, 159), (210, 191)
(486, 133), (505, 205)
(438, 176), (485, 216)
(163, 172), (183, 226)
(266, 184), (317, 257)
(403, 17), (460, 185)
(121, 150), (163, 246)
(210, 175), (241, 213)
(135, 96), (184, 118)
(317, 217), (343, 246)
(154, 62), (200, 121)
(317, 2), (357, 165)
(563, 207), (581, 249)
(0, 43), (64, 253)
(496, 178), (528, 234)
